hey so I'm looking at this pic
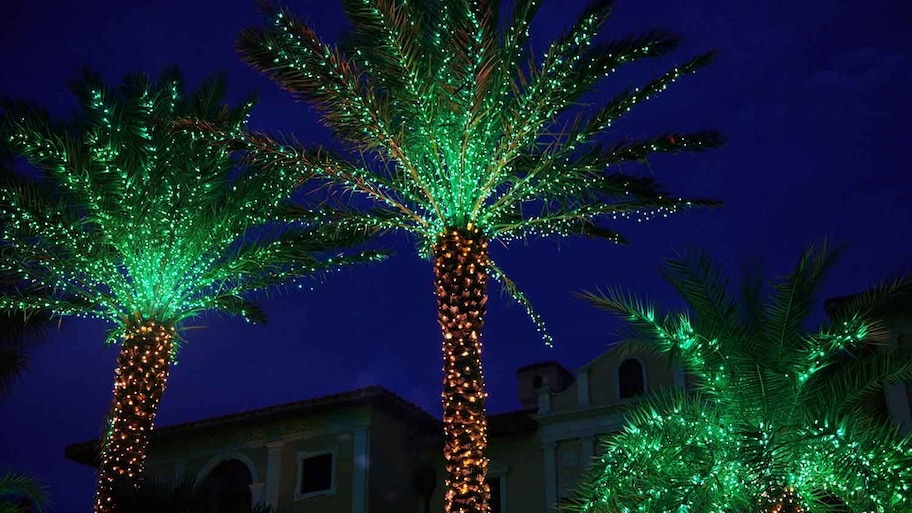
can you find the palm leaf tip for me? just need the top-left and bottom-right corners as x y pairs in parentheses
(0, 472), (50, 513)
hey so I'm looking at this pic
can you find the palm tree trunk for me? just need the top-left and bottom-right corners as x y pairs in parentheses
(434, 225), (491, 513)
(94, 321), (175, 513)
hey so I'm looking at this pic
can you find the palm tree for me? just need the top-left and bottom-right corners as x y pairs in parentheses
(0, 69), (384, 513)
(567, 243), (912, 512)
(187, 1), (724, 511)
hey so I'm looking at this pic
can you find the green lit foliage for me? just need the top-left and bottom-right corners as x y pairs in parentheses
(0, 243), (51, 399)
(0, 472), (49, 513)
(0, 156), (53, 398)
(0, 68), (385, 345)
(190, 0), (724, 341)
(568, 242), (912, 512)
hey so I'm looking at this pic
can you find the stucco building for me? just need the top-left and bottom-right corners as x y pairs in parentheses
(67, 346), (684, 513)
(67, 310), (912, 513)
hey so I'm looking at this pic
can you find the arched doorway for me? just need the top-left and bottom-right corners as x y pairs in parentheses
(618, 358), (645, 399)
(198, 459), (252, 513)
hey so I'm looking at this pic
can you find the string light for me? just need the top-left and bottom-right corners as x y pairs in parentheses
(435, 224), (490, 513)
(95, 322), (174, 513)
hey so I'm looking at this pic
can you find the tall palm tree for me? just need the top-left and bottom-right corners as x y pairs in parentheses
(567, 243), (912, 512)
(189, 1), (724, 511)
(0, 69), (384, 513)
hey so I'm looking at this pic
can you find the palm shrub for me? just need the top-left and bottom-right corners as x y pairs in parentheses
(0, 69), (384, 513)
(188, 1), (724, 510)
(567, 243), (912, 512)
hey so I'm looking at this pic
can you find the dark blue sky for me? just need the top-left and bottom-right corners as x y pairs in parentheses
(2, 0), (910, 510)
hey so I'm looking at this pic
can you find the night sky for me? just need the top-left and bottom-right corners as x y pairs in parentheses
(1, 0), (910, 510)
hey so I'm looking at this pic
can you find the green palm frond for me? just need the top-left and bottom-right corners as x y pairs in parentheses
(186, 0), (723, 342)
(488, 261), (552, 346)
(804, 340), (912, 416)
(1, 68), (385, 346)
(826, 272), (912, 322)
(0, 472), (49, 513)
(765, 239), (844, 355)
(577, 287), (731, 395)
(0, 267), (53, 398)
(662, 249), (740, 341)
(569, 242), (912, 512)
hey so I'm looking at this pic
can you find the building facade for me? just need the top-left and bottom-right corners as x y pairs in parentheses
(67, 326), (912, 513)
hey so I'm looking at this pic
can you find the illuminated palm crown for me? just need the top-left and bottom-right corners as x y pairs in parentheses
(210, 0), (724, 339)
(0, 69), (382, 345)
(569, 243), (912, 512)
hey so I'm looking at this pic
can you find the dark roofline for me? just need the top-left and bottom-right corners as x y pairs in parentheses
(66, 385), (439, 467)
(824, 289), (912, 318)
(516, 360), (569, 373)
(407, 408), (539, 451)
(488, 408), (538, 437)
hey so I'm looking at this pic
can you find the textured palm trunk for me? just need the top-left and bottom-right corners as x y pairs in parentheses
(94, 321), (175, 513)
(434, 225), (491, 513)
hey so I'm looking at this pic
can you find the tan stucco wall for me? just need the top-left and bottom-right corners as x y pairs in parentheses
(493, 435), (544, 513)
(423, 433), (545, 513)
(555, 439), (583, 501)
(587, 350), (675, 405)
(550, 382), (578, 412)
(278, 432), (354, 513)
(143, 404), (373, 510)
(366, 409), (424, 513)
(145, 426), (267, 485)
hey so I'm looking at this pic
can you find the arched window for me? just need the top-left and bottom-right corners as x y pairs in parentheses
(198, 459), (252, 513)
(618, 359), (645, 399)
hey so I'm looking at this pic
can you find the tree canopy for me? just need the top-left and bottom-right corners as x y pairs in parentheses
(0, 68), (384, 346)
(568, 242), (912, 512)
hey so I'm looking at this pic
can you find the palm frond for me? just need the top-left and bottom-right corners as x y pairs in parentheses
(210, 0), (727, 347)
(662, 249), (739, 341)
(0, 472), (49, 513)
(489, 261), (552, 347)
(2, 67), (384, 342)
(765, 239), (844, 354)
(571, 242), (912, 511)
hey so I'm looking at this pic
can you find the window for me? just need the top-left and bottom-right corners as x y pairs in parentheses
(618, 359), (645, 399)
(486, 476), (503, 513)
(532, 375), (543, 389)
(295, 450), (335, 499)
